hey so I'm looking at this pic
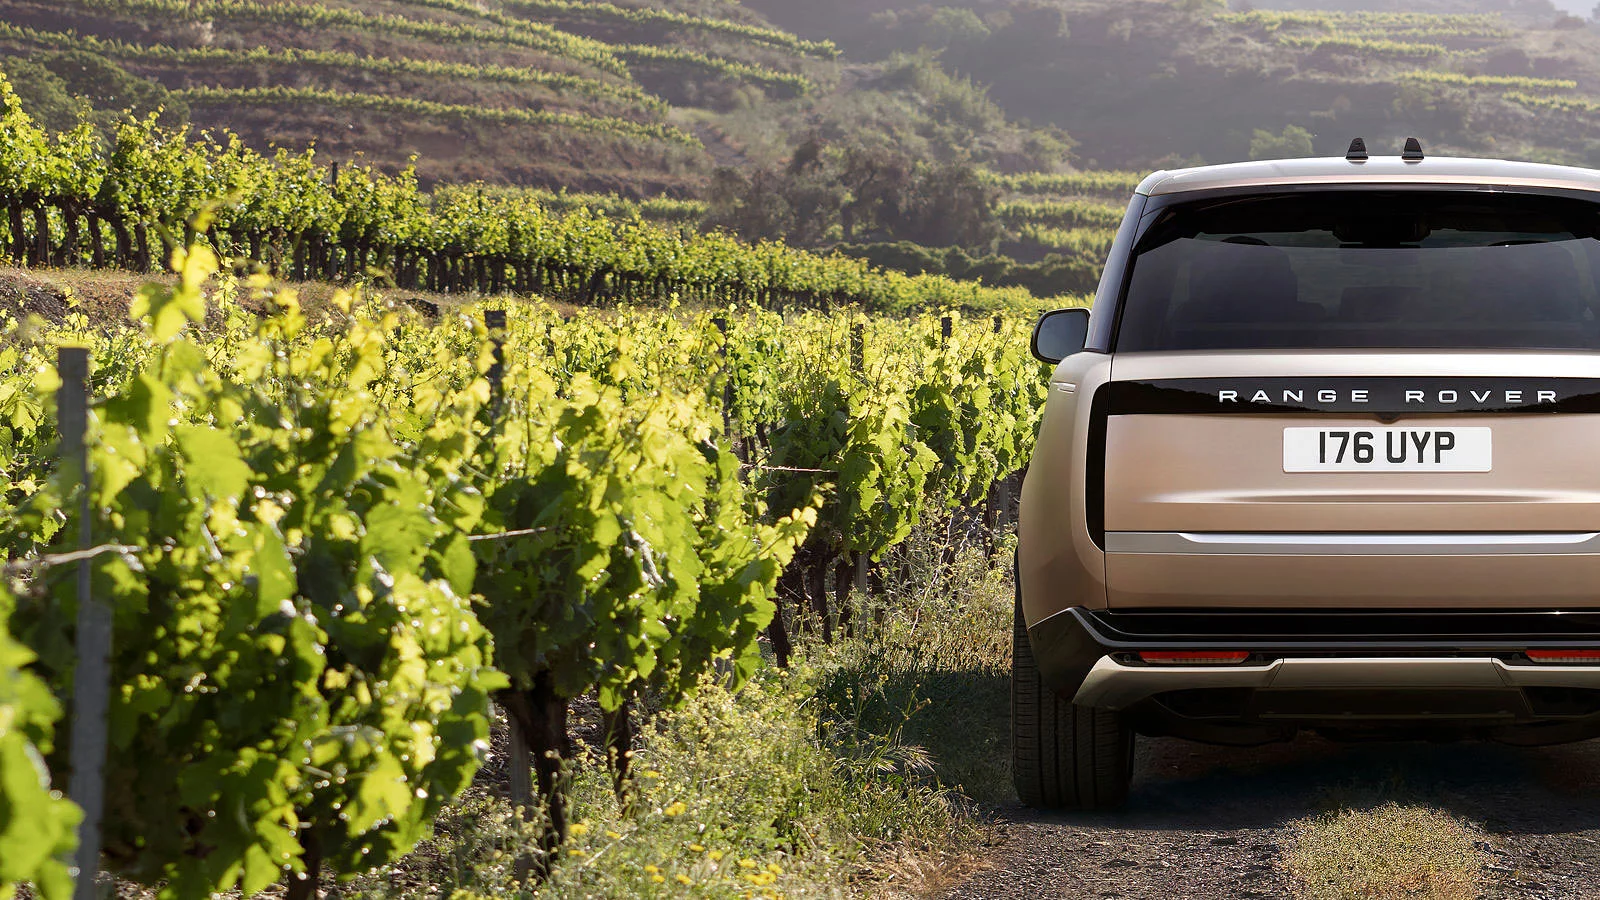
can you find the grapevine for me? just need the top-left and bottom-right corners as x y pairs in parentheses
(0, 71), (1057, 314)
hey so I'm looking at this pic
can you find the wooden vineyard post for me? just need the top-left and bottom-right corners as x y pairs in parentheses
(507, 711), (535, 885)
(710, 316), (743, 682)
(989, 314), (1013, 549)
(60, 347), (110, 900)
(484, 309), (507, 411)
(713, 316), (732, 448)
(996, 315), (1014, 529)
(845, 321), (866, 635)
(941, 314), (952, 346)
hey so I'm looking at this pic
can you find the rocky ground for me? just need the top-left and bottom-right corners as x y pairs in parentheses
(948, 735), (1600, 900)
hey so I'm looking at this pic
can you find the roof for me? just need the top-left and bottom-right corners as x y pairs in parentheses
(1137, 155), (1600, 197)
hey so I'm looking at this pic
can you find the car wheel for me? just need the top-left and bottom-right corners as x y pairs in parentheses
(1012, 584), (1133, 810)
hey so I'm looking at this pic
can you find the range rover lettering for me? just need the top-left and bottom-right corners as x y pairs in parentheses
(1015, 139), (1600, 810)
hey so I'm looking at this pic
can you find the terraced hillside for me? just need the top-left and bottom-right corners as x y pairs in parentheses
(0, 0), (840, 192)
(10, 0), (1600, 283)
(749, 0), (1600, 168)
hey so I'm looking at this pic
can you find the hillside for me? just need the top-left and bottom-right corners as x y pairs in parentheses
(0, 0), (1073, 197)
(11, 0), (1600, 291)
(747, 0), (1600, 169)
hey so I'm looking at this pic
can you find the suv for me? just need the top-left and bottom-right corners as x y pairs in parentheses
(1015, 141), (1600, 810)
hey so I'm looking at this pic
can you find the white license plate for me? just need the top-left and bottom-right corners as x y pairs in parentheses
(1283, 427), (1492, 473)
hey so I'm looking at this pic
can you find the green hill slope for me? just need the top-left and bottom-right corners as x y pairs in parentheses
(11, 0), (1600, 290)
(0, 0), (839, 192)
(748, 0), (1600, 169)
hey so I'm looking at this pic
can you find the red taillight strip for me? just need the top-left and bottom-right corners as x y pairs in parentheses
(1526, 650), (1600, 664)
(1138, 651), (1251, 665)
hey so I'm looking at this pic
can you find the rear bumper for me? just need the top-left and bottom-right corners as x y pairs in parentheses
(1028, 607), (1600, 734)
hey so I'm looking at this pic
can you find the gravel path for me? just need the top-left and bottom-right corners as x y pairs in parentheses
(948, 735), (1600, 899)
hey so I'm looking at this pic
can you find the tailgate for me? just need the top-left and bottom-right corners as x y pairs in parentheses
(1100, 353), (1600, 609)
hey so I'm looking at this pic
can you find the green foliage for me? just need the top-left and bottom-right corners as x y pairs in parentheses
(1217, 9), (1511, 40)
(1249, 124), (1316, 160)
(1397, 69), (1577, 92)
(861, 6), (992, 56)
(28, 50), (188, 127)
(617, 43), (811, 96)
(0, 235), (1048, 894)
(0, 586), (80, 900)
(473, 339), (816, 706)
(996, 197), (1125, 231)
(0, 23), (664, 114)
(1505, 90), (1600, 113)
(832, 241), (1103, 296)
(0, 75), (1057, 314)
(170, 85), (698, 146)
(53, 0), (629, 76)
(501, 0), (839, 58)
(757, 311), (1043, 565)
(980, 169), (1145, 198)
(705, 142), (1004, 252)
(336, 665), (962, 899)
(3, 250), (504, 898)
(0, 58), (83, 133)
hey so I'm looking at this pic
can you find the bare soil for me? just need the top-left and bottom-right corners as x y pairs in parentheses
(947, 735), (1600, 900)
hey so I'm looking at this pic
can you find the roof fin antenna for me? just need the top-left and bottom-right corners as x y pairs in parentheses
(1345, 137), (1369, 162)
(1402, 137), (1425, 161)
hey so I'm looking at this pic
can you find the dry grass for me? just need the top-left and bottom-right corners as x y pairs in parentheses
(1287, 802), (1485, 900)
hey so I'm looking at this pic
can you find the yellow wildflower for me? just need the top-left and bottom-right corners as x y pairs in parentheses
(689, 843), (706, 852)
(676, 874), (692, 885)
(569, 823), (589, 836)
(651, 875), (665, 884)
(738, 858), (757, 869)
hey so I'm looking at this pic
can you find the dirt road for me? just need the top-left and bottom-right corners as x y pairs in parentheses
(947, 735), (1600, 900)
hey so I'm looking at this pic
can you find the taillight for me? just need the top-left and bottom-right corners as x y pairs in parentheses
(1525, 650), (1600, 664)
(1138, 651), (1251, 665)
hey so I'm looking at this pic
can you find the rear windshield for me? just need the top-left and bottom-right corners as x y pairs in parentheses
(1114, 191), (1600, 352)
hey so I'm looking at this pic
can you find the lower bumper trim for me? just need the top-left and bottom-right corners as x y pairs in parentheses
(1073, 656), (1600, 710)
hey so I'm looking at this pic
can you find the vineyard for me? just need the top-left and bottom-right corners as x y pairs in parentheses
(171, 86), (699, 146)
(0, 234), (1047, 897)
(0, 23), (667, 112)
(497, 0), (839, 59)
(0, 50), (1063, 891)
(0, 0), (838, 191)
(1215, 10), (1514, 42)
(0, 75), (1052, 314)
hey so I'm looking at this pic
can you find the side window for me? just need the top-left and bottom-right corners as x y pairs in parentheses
(1085, 194), (1148, 353)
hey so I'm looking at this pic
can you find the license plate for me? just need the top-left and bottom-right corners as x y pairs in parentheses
(1283, 427), (1492, 473)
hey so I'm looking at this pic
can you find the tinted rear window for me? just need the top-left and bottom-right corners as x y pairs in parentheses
(1114, 191), (1600, 352)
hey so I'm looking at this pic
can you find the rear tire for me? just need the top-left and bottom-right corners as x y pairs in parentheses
(1012, 589), (1134, 810)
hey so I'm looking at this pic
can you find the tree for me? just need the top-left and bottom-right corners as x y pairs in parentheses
(704, 167), (794, 242)
(837, 143), (915, 242)
(900, 159), (1001, 249)
(1249, 124), (1315, 160)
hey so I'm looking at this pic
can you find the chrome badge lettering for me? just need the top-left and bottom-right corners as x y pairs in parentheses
(1216, 387), (1563, 405)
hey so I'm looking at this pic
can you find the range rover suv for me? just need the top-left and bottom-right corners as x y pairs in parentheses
(1015, 141), (1600, 810)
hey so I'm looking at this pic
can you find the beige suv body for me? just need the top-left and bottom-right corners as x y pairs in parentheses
(1014, 149), (1600, 810)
